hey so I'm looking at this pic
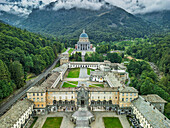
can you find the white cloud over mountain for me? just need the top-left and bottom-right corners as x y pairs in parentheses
(0, 0), (170, 16)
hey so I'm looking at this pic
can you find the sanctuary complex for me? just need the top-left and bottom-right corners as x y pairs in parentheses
(0, 32), (169, 128)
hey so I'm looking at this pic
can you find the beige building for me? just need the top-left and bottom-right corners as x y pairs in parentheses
(60, 57), (69, 65)
(61, 52), (69, 58)
(0, 99), (34, 128)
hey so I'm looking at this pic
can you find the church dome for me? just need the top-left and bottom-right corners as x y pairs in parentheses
(80, 30), (88, 38)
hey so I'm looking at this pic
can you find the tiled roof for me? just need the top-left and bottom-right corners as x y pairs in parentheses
(132, 96), (170, 128)
(142, 94), (167, 103)
(119, 87), (138, 93)
(0, 99), (33, 128)
(27, 86), (46, 93)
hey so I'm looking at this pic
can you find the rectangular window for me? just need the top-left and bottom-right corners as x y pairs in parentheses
(126, 98), (128, 102)
(122, 104), (124, 107)
(126, 93), (128, 96)
(33, 93), (35, 96)
(37, 93), (39, 96)
(38, 104), (39, 107)
(122, 98), (124, 101)
(41, 98), (43, 101)
(130, 98), (132, 101)
(41, 93), (43, 96)
(33, 98), (35, 101)
(122, 93), (124, 96)
(42, 104), (43, 107)
(130, 93), (132, 96)
(134, 93), (136, 96)
(37, 98), (39, 101)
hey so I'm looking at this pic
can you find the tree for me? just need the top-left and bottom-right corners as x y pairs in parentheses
(0, 60), (10, 81)
(107, 53), (122, 63)
(24, 55), (33, 72)
(9, 61), (24, 89)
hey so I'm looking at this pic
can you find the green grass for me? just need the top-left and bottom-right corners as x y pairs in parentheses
(62, 82), (77, 88)
(93, 84), (104, 87)
(62, 48), (67, 53)
(42, 117), (63, 128)
(68, 48), (74, 56)
(67, 68), (80, 78)
(87, 68), (95, 75)
(29, 117), (38, 128)
(103, 117), (123, 128)
(68, 81), (78, 85)
(26, 73), (36, 81)
(89, 85), (97, 87)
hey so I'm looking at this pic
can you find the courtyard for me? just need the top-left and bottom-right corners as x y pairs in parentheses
(32, 112), (130, 128)
(67, 68), (80, 78)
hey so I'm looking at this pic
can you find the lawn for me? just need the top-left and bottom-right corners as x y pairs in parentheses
(87, 68), (95, 75)
(42, 117), (63, 128)
(89, 85), (97, 87)
(103, 117), (123, 128)
(68, 48), (74, 56)
(62, 82), (77, 88)
(29, 117), (38, 128)
(93, 84), (104, 87)
(26, 73), (36, 81)
(68, 81), (78, 85)
(67, 68), (80, 78)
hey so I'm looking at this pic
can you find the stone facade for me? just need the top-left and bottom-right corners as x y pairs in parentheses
(75, 30), (93, 51)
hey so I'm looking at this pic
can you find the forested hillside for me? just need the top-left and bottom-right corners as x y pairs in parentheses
(17, 7), (160, 42)
(0, 21), (63, 100)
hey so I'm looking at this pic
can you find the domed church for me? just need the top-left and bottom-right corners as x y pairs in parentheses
(75, 30), (93, 51)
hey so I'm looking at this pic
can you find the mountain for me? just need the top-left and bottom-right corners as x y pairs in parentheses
(0, 0), (163, 42)
(137, 10), (170, 30)
(16, 6), (160, 42)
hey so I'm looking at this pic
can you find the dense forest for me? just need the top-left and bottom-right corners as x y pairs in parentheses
(127, 60), (170, 118)
(0, 21), (63, 100)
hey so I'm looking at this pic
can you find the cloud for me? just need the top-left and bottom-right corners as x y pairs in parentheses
(106, 0), (170, 14)
(52, 0), (103, 11)
(0, 0), (170, 16)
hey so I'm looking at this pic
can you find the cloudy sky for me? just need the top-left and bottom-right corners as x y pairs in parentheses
(0, 0), (170, 15)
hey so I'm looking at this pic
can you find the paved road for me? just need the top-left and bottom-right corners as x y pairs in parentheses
(79, 68), (89, 78)
(0, 57), (61, 116)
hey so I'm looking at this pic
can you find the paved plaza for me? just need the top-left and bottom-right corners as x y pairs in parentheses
(33, 112), (130, 128)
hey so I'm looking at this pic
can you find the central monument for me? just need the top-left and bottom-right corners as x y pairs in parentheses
(75, 30), (93, 51)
